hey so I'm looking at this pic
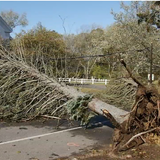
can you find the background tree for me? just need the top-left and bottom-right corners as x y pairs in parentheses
(11, 23), (66, 77)
(137, 1), (160, 29)
(110, 1), (160, 80)
(0, 10), (28, 29)
(66, 27), (107, 79)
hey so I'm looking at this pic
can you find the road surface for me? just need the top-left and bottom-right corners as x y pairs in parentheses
(0, 118), (113, 160)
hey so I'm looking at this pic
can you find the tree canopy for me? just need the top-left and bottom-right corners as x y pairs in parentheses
(3, 1), (160, 80)
(0, 10), (28, 29)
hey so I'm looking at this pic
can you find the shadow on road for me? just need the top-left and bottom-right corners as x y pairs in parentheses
(85, 115), (114, 129)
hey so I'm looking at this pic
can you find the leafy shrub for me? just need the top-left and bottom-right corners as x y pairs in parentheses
(11, 23), (67, 77)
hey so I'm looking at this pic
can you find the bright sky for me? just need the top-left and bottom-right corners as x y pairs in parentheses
(0, 1), (130, 36)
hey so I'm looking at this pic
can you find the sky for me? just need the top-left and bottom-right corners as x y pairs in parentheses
(0, 1), (130, 37)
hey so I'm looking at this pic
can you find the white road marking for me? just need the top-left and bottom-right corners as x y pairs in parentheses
(0, 126), (82, 146)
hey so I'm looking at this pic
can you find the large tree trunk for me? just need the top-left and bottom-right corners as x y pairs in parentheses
(88, 98), (128, 124)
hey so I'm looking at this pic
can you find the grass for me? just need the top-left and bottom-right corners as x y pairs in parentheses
(68, 82), (107, 86)
(78, 87), (104, 94)
(74, 84), (106, 95)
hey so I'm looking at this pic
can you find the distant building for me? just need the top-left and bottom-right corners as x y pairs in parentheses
(0, 16), (12, 40)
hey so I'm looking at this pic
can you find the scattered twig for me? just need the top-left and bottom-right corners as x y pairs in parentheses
(121, 127), (158, 149)
(41, 115), (61, 120)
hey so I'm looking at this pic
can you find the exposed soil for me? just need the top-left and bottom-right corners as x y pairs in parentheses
(56, 143), (160, 160)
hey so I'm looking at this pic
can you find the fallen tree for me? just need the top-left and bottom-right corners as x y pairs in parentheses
(1, 45), (160, 157)
(0, 46), (84, 121)
(0, 46), (127, 124)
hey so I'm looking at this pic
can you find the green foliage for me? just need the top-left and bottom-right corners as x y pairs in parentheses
(11, 23), (67, 77)
(12, 23), (66, 56)
(66, 95), (97, 126)
(92, 65), (101, 78)
(92, 65), (108, 79)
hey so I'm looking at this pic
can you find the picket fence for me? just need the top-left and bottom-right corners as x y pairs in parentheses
(58, 78), (108, 85)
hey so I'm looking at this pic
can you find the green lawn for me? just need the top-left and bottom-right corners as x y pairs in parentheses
(75, 86), (105, 96)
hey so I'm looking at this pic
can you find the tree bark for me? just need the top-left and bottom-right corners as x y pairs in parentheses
(88, 98), (129, 124)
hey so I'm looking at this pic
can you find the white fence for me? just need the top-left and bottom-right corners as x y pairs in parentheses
(58, 78), (108, 85)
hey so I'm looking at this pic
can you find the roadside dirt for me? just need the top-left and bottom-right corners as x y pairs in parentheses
(57, 143), (160, 160)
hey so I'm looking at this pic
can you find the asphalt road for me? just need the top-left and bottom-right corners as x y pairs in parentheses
(0, 118), (114, 160)
(71, 84), (107, 91)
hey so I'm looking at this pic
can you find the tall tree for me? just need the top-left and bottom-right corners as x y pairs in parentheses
(137, 1), (160, 29)
(11, 23), (66, 78)
(71, 27), (105, 78)
(110, 1), (160, 79)
(0, 10), (28, 29)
